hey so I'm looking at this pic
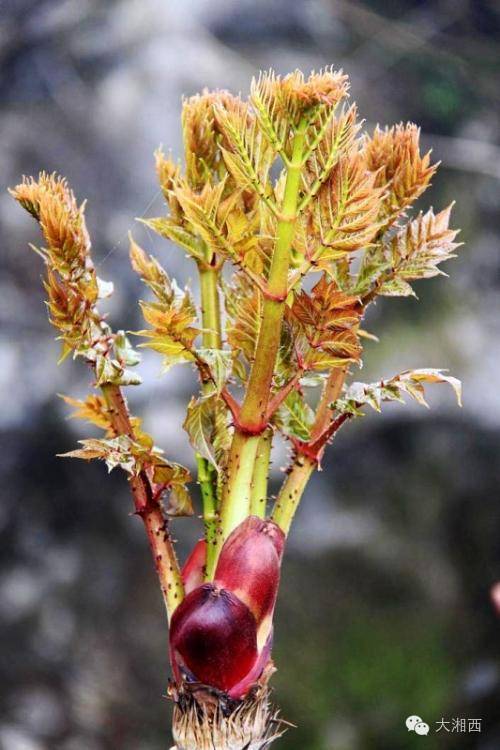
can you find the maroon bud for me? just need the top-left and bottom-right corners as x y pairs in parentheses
(227, 628), (273, 699)
(215, 516), (285, 646)
(181, 539), (207, 594)
(169, 583), (258, 693)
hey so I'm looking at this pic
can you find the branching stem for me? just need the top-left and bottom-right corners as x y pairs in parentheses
(271, 366), (349, 535)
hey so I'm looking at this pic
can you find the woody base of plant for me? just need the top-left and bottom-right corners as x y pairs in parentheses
(169, 673), (283, 750)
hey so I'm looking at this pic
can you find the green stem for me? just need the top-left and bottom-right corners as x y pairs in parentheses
(249, 429), (273, 518)
(197, 455), (218, 576)
(271, 455), (316, 535)
(218, 119), (308, 549)
(239, 120), (307, 430)
(196, 262), (223, 578)
(221, 431), (261, 533)
(199, 263), (222, 347)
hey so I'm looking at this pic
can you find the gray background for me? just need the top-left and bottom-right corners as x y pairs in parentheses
(1, 1), (500, 748)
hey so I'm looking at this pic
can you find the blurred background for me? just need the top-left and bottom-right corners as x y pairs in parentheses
(1, 1), (500, 748)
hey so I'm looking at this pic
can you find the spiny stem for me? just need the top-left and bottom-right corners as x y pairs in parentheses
(239, 118), (308, 430)
(101, 383), (184, 618)
(271, 455), (316, 535)
(310, 366), (347, 442)
(196, 455), (218, 578)
(220, 431), (261, 536)
(249, 429), (273, 518)
(217, 119), (308, 550)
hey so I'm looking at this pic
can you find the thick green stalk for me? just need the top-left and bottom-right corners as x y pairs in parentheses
(218, 119), (308, 548)
(249, 429), (273, 518)
(196, 262), (222, 578)
(239, 120), (308, 430)
(199, 264), (222, 347)
(271, 455), (316, 535)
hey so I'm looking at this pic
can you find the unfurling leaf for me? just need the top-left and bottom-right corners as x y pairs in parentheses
(300, 104), (360, 210)
(335, 368), (462, 416)
(183, 394), (231, 470)
(164, 482), (194, 517)
(274, 390), (315, 441)
(288, 274), (362, 371)
(114, 331), (141, 367)
(94, 354), (142, 387)
(355, 204), (460, 299)
(215, 103), (274, 210)
(225, 276), (262, 368)
(139, 218), (205, 262)
(60, 435), (192, 502)
(59, 436), (137, 473)
(60, 393), (112, 433)
(155, 462), (194, 517)
(363, 122), (437, 222)
(132, 244), (200, 371)
(197, 348), (233, 394)
(383, 205), (460, 285)
(313, 150), (384, 254)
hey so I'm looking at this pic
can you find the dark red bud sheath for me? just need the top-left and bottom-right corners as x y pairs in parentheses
(227, 628), (274, 699)
(169, 583), (258, 693)
(181, 539), (207, 594)
(214, 516), (285, 648)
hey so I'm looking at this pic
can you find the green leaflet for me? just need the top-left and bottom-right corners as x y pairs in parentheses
(197, 348), (232, 394)
(274, 390), (316, 441)
(140, 217), (205, 262)
(183, 394), (231, 470)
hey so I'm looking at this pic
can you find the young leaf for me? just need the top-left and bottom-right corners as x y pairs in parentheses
(94, 354), (142, 387)
(164, 482), (194, 517)
(313, 150), (384, 254)
(132, 242), (200, 371)
(60, 436), (137, 473)
(300, 104), (359, 210)
(60, 393), (112, 433)
(225, 276), (262, 367)
(114, 330), (141, 367)
(383, 205), (460, 287)
(197, 348), (233, 394)
(363, 123), (437, 222)
(215, 103), (275, 211)
(274, 390), (315, 441)
(140, 218), (205, 263)
(183, 394), (231, 470)
(335, 368), (462, 416)
(288, 275), (362, 372)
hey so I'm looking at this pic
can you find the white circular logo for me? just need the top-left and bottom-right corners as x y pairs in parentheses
(406, 716), (430, 736)
(406, 715), (422, 731)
